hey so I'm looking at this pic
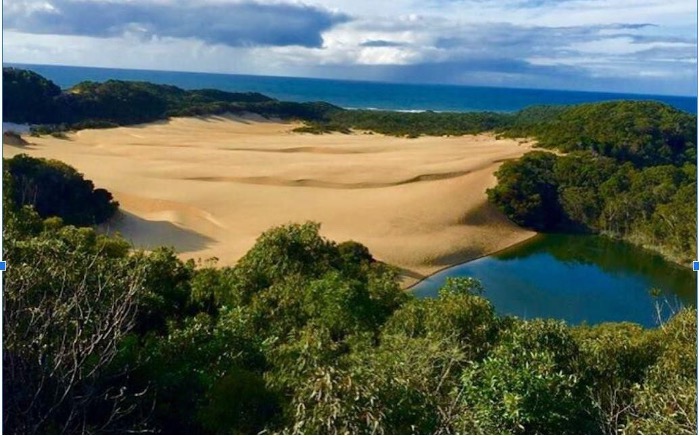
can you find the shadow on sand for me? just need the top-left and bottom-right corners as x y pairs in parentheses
(99, 210), (216, 253)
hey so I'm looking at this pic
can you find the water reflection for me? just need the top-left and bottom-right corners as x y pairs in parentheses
(412, 234), (696, 327)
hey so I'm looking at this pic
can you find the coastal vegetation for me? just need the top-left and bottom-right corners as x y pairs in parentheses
(487, 100), (697, 264)
(4, 154), (119, 226)
(2, 67), (340, 132)
(3, 68), (697, 434)
(5, 67), (695, 264)
(3, 169), (696, 433)
(6, 68), (694, 149)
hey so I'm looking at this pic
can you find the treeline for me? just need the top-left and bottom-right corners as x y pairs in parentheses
(6, 69), (696, 153)
(488, 151), (696, 263)
(3, 160), (697, 434)
(487, 100), (697, 264)
(3, 68), (342, 132)
(302, 101), (696, 157)
(509, 101), (697, 166)
(297, 109), (511, 137)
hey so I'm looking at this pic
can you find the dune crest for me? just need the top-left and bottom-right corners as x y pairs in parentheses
(3, 115), (536, 286)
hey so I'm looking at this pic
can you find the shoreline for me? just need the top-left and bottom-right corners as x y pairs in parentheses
(400, 230), (694, 293)
(400, 232), (542, 290)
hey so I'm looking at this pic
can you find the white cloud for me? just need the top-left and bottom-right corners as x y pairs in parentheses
(2, 0), (697, 95)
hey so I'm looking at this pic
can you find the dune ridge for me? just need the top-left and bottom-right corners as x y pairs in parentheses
(181, 168), (477, 189)
(3, 114), (536, 286)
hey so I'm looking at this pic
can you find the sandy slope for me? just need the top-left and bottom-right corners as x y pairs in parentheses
(3, 114), (536, 286)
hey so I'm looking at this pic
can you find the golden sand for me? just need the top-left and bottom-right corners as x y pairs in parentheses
(3, 114), (536, 286)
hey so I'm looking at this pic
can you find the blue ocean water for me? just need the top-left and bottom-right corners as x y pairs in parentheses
(6, 63), (698, 114)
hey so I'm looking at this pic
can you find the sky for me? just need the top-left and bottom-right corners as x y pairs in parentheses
(2, 0), (698, 95)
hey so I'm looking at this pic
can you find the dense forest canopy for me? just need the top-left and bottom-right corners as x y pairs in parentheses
(3, 68), (62, 124)
(521, 101), (697, 166)
(2, 67), (340, 129)
(487, 151), (696, 263)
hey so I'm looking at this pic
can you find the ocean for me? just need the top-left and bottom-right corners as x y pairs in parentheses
(5, 62), (698, 114)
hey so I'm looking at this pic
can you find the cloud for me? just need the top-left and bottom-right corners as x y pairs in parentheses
(2, 0), (696, 95)
(325, 16), (695, 66)
(308, 14), (696, 94)
(3, 0), (350, 48)
(360, 40), (407, 47)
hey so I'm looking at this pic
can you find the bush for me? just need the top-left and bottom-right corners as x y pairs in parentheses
(4, 154), (119, 225)
(3, 226), (147, 433)
(459, 320), (596, 434)
(487, 151), (562, 230)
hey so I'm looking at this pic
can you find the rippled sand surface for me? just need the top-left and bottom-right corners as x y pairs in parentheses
(3, 114), (535, 286)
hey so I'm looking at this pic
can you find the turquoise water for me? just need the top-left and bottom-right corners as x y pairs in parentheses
(411, 234), (696, 327)
(6, 63), (697, 114)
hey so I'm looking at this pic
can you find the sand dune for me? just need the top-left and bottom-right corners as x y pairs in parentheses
(3, 114), (536, 286)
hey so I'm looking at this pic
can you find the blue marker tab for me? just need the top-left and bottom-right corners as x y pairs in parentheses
(693, 261), (699, 272)
(0, 261), (6, 271)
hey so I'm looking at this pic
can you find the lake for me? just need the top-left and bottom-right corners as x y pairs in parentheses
(411, 234), (696, 327)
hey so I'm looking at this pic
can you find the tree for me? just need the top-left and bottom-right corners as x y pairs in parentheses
(487, 151), (562, 230)
(5, 154), (119, 226)
(459, 320), (596, 434)
(573, 322), (663, 433)
(3, 227), (147, 434)
(625, 308), (697, 434)
(3, 67), (62, 124)
(533, 101), (696, 166)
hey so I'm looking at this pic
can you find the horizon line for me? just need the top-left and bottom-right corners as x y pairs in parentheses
(5, 61), (698, 100)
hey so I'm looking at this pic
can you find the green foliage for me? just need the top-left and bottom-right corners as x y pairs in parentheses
(573, 322), (664, 433)
(4, 68), (344, 132)
(3, 156), (696, 434)
(198, 367), (280, 434)
(50, 78), (275, 126)
(487, 151), (562, 230)
(134, 247), (195, 333)
(489, 151), (697, 263)
(228, 222), (340, 305)
(189, 263), (237, 314)
(625, 308), (697, 434)
(310, 109), (511, 137)
(2, 170), (44, 238)
(460, 320), (595, 434)
(243, 101), (341, 122)
(384, 278), (498, 360)
(531, 101), (697, 166)
(2, 67), (61, 123)
(284, 334), (468, 434)
(133, 309), (267, 433)
(3, 221), (148, 433)
(4, 154), (119, 226)
(504, 104), (568, 137)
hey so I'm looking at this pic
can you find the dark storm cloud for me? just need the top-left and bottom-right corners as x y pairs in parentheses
(311, 56), (693, 95)
(360, 40), (407, 47)
(432, 22), (659, 54)
(3, 0), (351, 48)
(423, 21), (695, 72)
(370, 58), (580, 84)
